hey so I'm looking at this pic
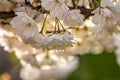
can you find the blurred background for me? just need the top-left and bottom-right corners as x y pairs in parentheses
(0, 47), (21, 80)
(1, 46), (120, 80)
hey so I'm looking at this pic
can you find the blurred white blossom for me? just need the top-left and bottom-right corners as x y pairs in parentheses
(0, 0), (12, 12)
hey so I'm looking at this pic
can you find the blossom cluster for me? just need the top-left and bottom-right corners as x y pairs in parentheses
(1, 0), (120, 80)
(91, 0), (120, 34)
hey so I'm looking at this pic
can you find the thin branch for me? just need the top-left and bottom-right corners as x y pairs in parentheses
(0, 11), (16, 19)
(40, 13), (48, 34)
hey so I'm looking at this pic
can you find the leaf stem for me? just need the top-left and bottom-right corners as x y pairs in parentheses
(40, 13), (48, 34)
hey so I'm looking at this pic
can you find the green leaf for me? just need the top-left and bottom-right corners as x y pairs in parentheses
(66, 51), (120, 80)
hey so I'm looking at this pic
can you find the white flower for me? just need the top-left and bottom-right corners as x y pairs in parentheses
(103, 18), (117, 34)
(20, 54), (78, 80)
(114, 33), (120, 48)
(91, 25), (103, 35)
(10, 12), (39, 41)
(10, 12), (73, 50)
(108, 4), (120, 25)
(36, 53), (56, 66)
(41, 0), (66, 10)
(92, 7), (113, 24)
(100, 8), (113, 17)
(10, 12), (47, 48)
(14, 6), (44, 23)
(44, 34), (65, 50)
(100, 0), (120, 25)
(63, 9), (84, 27)
(92, 0), (120, 25)
(63, 31), (73, 46)
(38, 56), (78, 80)
(92, 7), (118, 34)
(113, 33), (120, 66)
(41, 0), (70, 19)
(44, 31), (73, 50)
(101, 0), (114, 7)
(92, 13), (105, 25)
(20, 65), (40, 80)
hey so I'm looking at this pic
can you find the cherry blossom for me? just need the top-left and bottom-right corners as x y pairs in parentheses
(41, 0), (70, 19)
(63, 9), (84, 27)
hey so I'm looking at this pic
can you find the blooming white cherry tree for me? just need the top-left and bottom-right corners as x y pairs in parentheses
(0, 0), (120, 80)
